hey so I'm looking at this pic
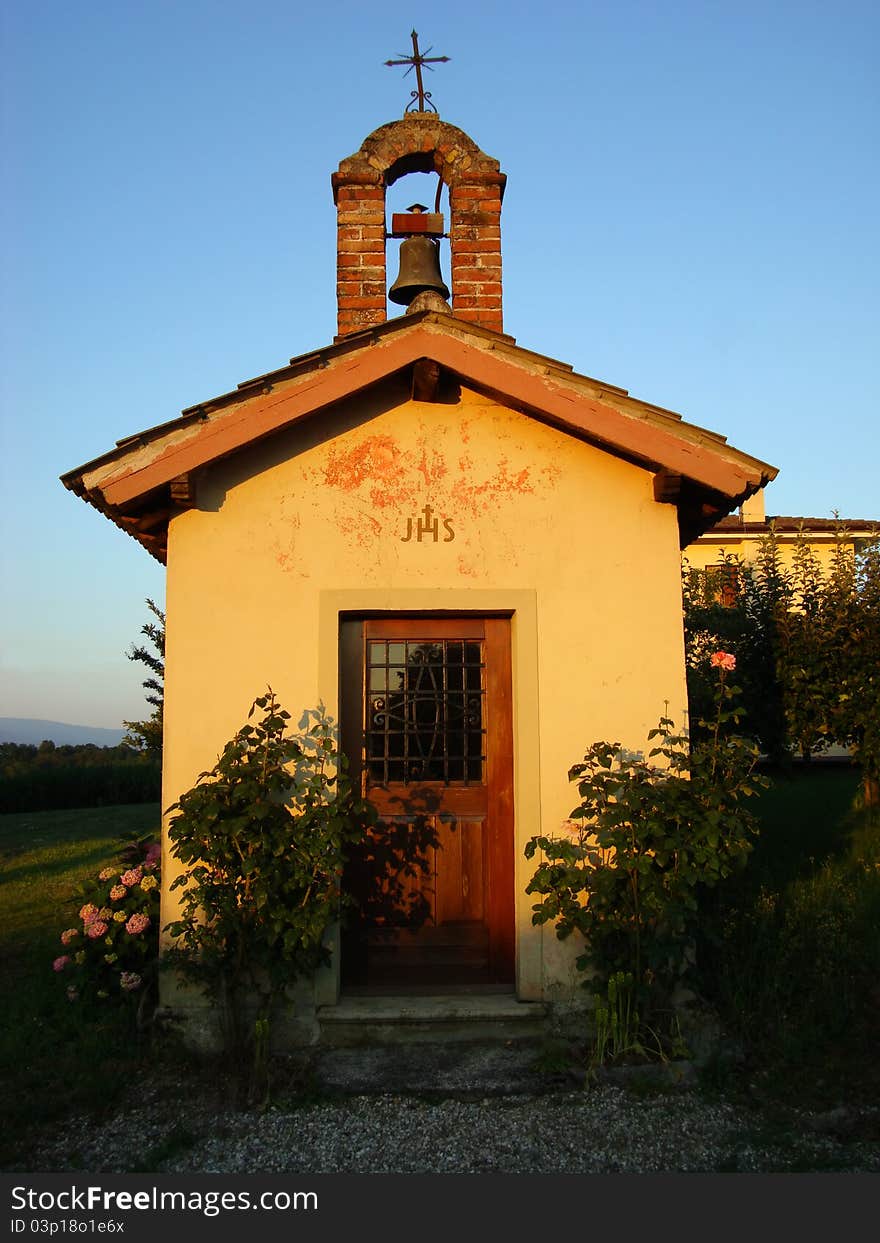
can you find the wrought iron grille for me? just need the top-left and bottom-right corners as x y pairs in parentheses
(365, 639), (486, 785)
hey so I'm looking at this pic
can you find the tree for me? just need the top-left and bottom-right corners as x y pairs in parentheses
(122, 599), (165, 756)
(816, 535), (880, 804)
(682, 540), (789, 761)
(683, 525), (880, 804)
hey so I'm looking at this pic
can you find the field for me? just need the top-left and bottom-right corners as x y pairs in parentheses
(1, 770), (878, 1170)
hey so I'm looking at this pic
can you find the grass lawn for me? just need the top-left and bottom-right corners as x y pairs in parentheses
(748, 762), (863, 888)
(0, 804), (161, 1163)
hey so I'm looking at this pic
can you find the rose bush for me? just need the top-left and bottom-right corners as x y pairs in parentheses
(525, 654), (765, 1029)
(710, 650), (737, 672)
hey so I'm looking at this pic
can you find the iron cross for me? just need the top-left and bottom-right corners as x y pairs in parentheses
(385, 30), (450, 113)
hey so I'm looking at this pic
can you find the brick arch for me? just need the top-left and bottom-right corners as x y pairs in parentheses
(336, 116), (503, 187)
(331, 117), (506, 339)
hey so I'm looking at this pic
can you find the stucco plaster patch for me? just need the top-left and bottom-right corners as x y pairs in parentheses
(301, 405), (564, 573)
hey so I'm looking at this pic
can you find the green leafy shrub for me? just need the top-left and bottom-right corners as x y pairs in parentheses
(701, 832), (880, 1068)
(164, 691), (373, 1075)
(53, 834), (160, 1020)
(526, 657), (765, 1035)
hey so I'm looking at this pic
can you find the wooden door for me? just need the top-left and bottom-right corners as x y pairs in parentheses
(340, 616), (515, 992)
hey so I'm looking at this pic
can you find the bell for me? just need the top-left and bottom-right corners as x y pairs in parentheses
(388, 236), (450, 306)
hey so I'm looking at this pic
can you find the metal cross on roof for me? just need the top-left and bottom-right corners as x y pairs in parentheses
(384, 30), (450, 114)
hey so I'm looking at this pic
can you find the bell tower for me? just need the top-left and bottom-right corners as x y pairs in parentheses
(331, 115), (506, 339)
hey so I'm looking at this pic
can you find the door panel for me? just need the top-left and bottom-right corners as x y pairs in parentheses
(340, 615), (514, 992)
(435, 816), (485, 924)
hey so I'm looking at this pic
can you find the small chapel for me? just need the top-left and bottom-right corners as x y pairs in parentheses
(63, 41), (776, 1044)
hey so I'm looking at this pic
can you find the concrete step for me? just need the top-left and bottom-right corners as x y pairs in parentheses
(317, 993), (549, 1047)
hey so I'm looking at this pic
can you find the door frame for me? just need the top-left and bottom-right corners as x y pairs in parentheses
(314, 589), (543, 1006)
(338, 613), (515, 991)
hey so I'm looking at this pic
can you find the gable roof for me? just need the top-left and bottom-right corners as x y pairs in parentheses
(61, 311), (777, 562)
(697, 513), (880, 543)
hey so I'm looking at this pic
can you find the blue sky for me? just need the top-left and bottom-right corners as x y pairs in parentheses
(2, 0), (878, 728)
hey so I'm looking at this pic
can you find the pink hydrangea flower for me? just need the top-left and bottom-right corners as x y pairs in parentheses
(145, 843), (161, 867)
(98, 867), (116, 881)
(109, 885), (127, 901)
(120, 972), (142, 992)
(60, 928), (79, 946)
(86, 920), (109, 939)
(125, 913), (151, 936)
(53, 955), (70, 972)
(79, 903), (99, 924)
(120, 867), (143, 888)
(710, 651), (736, 672)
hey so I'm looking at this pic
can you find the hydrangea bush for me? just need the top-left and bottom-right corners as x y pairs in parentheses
(53, 837), (160, 1013)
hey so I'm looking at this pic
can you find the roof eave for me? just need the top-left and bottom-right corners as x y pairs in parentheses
(62, 315), (777, 557)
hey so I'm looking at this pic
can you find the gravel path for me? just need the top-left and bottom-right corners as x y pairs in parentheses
(10, 1048), (880, 1175)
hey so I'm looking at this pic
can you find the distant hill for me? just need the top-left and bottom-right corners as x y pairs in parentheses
(0, 718), (126, 747)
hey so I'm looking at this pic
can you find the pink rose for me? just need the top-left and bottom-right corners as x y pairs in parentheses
(125, 913), (151, 936)
(60, 928), (79, 945)
(53, 955), (70, 972)
(710, 651), (736, 672)
(120, 867), (143, 888)
(86, 920), (109, 939)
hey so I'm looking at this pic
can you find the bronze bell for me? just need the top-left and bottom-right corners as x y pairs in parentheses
(388, 236), (450, 306)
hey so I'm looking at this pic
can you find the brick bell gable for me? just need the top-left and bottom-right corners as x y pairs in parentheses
(332, 116), (506, 338)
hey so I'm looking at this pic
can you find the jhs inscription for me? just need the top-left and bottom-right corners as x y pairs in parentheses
(401, 504), (455, 544)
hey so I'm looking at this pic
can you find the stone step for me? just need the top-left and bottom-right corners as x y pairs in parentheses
(317, 993), (549, 1047)
(310, 1038), (554, 1097)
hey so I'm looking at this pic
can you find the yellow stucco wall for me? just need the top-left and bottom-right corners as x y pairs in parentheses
(160, 379), (688, 1010)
